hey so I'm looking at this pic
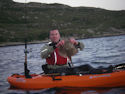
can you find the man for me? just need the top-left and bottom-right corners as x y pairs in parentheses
(41, 29), (84, 74)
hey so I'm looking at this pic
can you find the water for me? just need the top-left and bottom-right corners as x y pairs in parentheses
(0, 35), (125, 94)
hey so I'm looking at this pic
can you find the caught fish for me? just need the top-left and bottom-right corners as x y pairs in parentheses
(58, 39), (78, 58)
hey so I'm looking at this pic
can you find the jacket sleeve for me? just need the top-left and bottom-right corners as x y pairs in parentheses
(75, 42), (84, 51)
(40, 44), (54, 59)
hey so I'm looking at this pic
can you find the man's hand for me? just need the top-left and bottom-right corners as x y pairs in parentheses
(70, 38), (78, 45)
(56, 40), (65, 47)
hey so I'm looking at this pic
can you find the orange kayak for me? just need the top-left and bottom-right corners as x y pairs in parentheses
(7, 70), (125, 90)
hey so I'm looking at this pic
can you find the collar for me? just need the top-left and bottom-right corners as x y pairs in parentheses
(49, 39), (60, 46)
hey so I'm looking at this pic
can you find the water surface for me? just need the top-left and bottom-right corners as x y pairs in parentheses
(0, 35), (125, 94)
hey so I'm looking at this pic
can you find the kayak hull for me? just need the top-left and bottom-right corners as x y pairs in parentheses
(7, 70), (125, 89)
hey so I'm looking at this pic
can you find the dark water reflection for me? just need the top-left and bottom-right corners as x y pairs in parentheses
(0, 35), (125, 94)
(6, 87), (125, 94)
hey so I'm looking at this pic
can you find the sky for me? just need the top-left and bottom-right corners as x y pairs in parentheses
(13, 0), (125, 11)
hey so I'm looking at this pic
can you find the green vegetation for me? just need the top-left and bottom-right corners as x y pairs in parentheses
(0, 0), (125, 44)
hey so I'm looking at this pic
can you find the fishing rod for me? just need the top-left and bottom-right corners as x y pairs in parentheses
(24, 0), (31, 78)
(24, 39), (31, 78)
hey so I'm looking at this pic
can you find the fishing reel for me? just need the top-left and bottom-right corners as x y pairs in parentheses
(24, 48), (32, 54)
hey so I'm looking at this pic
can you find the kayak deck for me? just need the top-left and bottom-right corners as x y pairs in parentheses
(7, 70), (125, 90)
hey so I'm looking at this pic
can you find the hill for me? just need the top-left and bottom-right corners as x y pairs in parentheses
(0, 0), (125, 44)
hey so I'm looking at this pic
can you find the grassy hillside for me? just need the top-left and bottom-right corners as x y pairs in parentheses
(0, 0), (125, 44)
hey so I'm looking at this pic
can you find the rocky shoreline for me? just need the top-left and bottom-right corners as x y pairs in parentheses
(0, 40), (48, 47)
(0, 34), (125, 47)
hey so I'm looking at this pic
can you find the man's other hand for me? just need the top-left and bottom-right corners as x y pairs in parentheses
(70, 38), (78, 45)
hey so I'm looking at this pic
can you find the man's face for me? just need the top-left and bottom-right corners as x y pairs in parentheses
(49, 30), (60, 43)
